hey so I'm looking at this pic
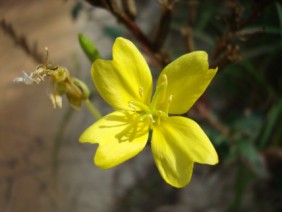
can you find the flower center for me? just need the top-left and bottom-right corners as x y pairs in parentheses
(128, 74), (172, 128)
(128, 100), (167, 127)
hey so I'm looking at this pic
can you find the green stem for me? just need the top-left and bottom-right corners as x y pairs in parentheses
(84, 99), (102, 119)
(52, 107), (73, 190)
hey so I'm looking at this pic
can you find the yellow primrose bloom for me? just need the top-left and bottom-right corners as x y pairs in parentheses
(80, 37), (218, 188)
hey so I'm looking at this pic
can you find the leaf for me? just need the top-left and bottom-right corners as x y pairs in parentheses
(237, 140), (268, 178)
(229, 163), (253, 211)
(259, 99), (282, 149)
(78, 33), (101, 62)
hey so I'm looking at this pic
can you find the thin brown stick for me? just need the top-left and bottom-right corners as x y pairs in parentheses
(86, 0), (175, 68)
(0, 18), (43, 63)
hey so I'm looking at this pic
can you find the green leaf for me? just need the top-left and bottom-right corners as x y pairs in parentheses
(237, 140), (268, 177)
(78, 33), (101, 62)
(229, 163), (253, 211)
(259, 99), (282, 149)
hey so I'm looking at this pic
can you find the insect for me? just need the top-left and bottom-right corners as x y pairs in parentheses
(13, 47), (59, 84)
(13, 47), (89, 109)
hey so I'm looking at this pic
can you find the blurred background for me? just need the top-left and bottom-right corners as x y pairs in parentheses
(0, 0), (281, 211)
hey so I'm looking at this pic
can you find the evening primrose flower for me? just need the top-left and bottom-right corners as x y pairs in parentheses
(80, 37), (218, 188)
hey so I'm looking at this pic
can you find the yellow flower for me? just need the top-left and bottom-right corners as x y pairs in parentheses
(80, 37), (218, 188)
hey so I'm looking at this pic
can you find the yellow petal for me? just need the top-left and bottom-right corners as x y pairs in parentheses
(92, 37), (152, 110)
(152, 129), (194, 188)
(156, 51), (217, 114)
(151, 116), (218, 188)
(79, 111), (149, 169)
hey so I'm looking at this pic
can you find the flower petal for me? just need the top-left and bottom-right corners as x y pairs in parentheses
(152, 131), (194, 188)
(156, 51), (217, 114)
(92, 37), (152, 110)
(80, 111), (149, 169)
(151, 116), (218, 187)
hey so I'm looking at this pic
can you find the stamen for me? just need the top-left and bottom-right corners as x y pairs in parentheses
(129, 102), (137, 111)
(147, 114), (155, 124)
(128, 100), (150, 112)
(164, 94), (173, 113)
(156, 111), (162, 124)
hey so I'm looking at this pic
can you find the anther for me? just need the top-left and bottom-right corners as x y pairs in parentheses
(157, 111), (162, 116)
(148, 114), (155, 124)
(128, 101), (137, 111)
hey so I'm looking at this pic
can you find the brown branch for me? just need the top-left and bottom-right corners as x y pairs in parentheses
(85, 0), (152, 48)
(0, 18), (43, 63)
(121, 0), (137, 20)
(116, 13), (164, 68)
(196, 101), (230, 138)
(152, 0), (176, 52)
(181, 0), (197, 52)
(238, 0), (275, 29)
(210, 0), (276, 70)
(86, 0), (176, 68)
(109, 3), (154, 50)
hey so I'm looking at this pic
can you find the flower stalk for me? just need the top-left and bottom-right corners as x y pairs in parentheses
(84, 99), (102, 119)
